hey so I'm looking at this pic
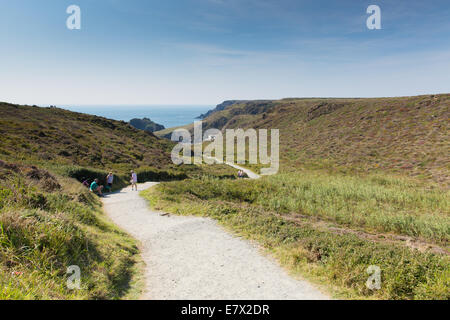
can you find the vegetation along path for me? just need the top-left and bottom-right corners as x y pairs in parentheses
(205, 156), (262, 179)
(102, 181), (328, 299)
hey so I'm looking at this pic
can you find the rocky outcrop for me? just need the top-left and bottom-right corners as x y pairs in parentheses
(130, 118), (165, 133)
(197, 100), (247, 119)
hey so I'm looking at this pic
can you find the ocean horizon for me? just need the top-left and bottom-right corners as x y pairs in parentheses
(59, 105), (213, 129)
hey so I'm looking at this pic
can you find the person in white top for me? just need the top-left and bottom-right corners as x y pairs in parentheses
(106, 172), (114, 192)
(131, 170), (138, 191)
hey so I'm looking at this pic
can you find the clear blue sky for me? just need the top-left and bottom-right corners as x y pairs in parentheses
(1, 0), (449, 105)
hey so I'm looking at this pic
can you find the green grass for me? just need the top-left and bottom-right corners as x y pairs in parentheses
(147, 171), (449, 244)
(0, 161), (144, 299)
(0, 103), (241, 299)
(2, 97), (449, 300)
(142, 170), (450, 300)
(0, 157), (236, 299)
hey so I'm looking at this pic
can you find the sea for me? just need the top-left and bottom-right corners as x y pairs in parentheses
(59, 105), (213, 129)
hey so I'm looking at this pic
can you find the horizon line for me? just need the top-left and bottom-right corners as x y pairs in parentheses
(2, 92), (449, 108)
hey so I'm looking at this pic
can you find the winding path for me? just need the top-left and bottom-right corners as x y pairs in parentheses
(204, 156), (261, 179)
(102, 167), (328, 299)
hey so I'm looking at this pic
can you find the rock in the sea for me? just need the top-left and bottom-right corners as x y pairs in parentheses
(129, 117), (165, 132)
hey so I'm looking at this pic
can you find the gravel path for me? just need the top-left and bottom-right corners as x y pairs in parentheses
(102, 182), (328, 300)
(205, 156), (261, 179)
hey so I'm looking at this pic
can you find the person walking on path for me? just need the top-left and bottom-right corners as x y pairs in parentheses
(131, 170), (138, 191)
(106, 172), (114, 192)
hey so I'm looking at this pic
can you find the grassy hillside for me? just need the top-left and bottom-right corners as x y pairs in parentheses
(0, 104), (162, 299)
(0, 103), (174, 173)
(0, 103), (236, 299)
(200, 94), (449, 186)
(144, 170), (449, 300)
(0, 160), (142, 299)
(2, 98), (448, 299)
(154, 123), (193, 140)
(147, 94), (449, 299)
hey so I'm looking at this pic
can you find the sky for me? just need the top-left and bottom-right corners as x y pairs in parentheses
(1, 0), (449, 105)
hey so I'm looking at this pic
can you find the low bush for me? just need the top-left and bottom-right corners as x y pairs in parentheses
(135, 167), (188, 182)
(57, 165), (128, 191)
(57, 165), (192, 191)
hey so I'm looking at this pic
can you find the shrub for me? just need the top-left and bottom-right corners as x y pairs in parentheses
(58, 165), (127, 191)
(135, 167), (187, 182)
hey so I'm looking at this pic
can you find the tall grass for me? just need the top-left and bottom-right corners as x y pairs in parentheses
(159, 171), (449, 243)
(0, 165), (141, 299)
(143, 173), (450, 299)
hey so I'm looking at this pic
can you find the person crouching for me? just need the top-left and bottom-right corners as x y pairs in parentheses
(90, 178), (104, 196)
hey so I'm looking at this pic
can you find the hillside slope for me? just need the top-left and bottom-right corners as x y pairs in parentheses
(0, 158), (144, 299)
(0, 103), (237, 299)
(196, 100), (249, 119)
(0, 103), (175, 299)
(200, 94), (449, 186)
(149, 94), (449, 299)
(0, 103), (173, 172)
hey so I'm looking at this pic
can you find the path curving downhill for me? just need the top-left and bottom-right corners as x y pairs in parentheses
(204, 156), (261, 179)
(102, 176), (328, 299)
